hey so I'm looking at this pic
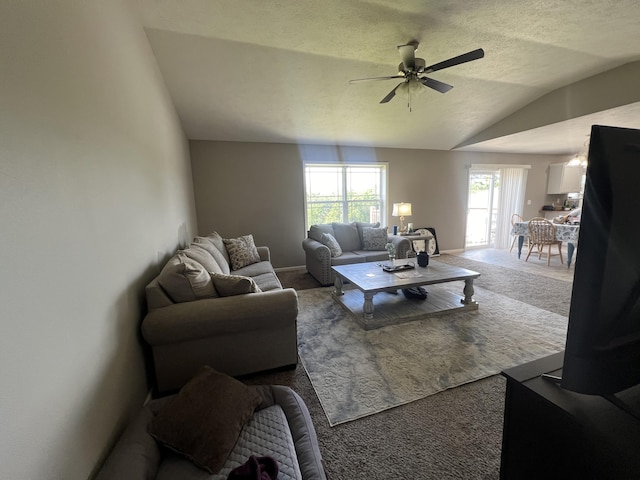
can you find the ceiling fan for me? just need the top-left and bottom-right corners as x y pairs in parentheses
(350, 41), (484, 110)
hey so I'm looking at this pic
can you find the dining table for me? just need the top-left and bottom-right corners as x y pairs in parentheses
(511, 221), (580, 268)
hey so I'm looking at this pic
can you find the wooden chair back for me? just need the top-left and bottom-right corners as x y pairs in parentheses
(528, 217), (558, 245)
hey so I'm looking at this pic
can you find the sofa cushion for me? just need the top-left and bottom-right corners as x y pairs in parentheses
(308, 224), (334, 243)
(354, 250), (391, 263)
(180, 244), (224, 274)
(330, 251), (366, 265)
(356, 221), (381, 246)
(157, 253), (218, 303)
(332, 222), (361, 251)
(250, 271), (284, 292)
(193, 236), (231, 275)
(320, 232), (342, 257)
(362, 227), (388, 250)
(149, 366), (262, 474)
(198, 232), (231, 264)
(233, 260), (276, 278)
(224, 235), (261, 270)
(211, 272), (262, 297)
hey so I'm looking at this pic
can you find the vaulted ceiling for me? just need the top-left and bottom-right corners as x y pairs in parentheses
(131, 0), (640, 154)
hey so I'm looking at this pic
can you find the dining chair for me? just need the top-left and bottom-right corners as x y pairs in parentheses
(526, 217), (564, 265)
(509, 213), (529, 253)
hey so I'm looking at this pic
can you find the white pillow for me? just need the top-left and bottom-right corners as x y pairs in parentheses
(320, 232), (342, 258)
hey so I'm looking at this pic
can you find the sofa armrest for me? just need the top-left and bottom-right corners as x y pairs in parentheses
(253, 385), (327, 480)
(256, 245), (270, 262)
(142, 288), (298, 346)
(94, 405), (161, 480)
(303, 238), (333, 286)
(387, 235), (411, 259)
(302, 238), (330, 262)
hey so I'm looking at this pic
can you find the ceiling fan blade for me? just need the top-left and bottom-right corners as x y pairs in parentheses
(379, 83), (403, 104)
(349, 75), (404, 84)
(397, 42), (418, 71)
(419, 76), (453, 93)
(423, 48), (485, 74)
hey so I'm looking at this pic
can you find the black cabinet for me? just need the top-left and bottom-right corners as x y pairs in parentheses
(500, 352), (640, 480)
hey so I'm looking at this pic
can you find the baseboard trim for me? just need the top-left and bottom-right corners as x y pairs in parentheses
(274, 265), (307, 272)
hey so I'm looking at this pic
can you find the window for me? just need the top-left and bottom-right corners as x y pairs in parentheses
(304, 163), (388, 228)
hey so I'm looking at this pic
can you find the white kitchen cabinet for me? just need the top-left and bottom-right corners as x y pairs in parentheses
(547, 163), (585, 194)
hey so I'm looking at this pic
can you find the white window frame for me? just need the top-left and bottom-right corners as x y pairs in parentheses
(303, 163), (388, 230)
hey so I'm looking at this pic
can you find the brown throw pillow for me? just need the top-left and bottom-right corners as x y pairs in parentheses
(148, 366), (262, 474)
(210, 272), (262, 296)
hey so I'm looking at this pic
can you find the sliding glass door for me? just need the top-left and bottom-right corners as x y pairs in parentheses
(466, 170), (500, 248)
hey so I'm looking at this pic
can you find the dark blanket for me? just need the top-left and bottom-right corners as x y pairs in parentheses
(227, 455), (278, 480)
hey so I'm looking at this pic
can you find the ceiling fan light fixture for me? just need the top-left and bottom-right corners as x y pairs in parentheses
(396, 78), (425, 97)
(396, 78), (425, 111)
(568, 134), (591, 167)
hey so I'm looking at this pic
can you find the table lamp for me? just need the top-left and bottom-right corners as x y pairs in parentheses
(392, 202), (412, 233)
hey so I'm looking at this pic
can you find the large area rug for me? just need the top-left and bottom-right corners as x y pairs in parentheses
(297, 281), (568, 426)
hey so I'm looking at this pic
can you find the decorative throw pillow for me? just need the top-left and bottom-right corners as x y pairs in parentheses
(362, 227), (388, 250)
(320, 232), (342, 257)
(210, 272), (262, 297)
(356, 221), (381, 246)
(223, 235), (261, 270)
(149, 366), (262, 474)
(157, 253), (218, 302)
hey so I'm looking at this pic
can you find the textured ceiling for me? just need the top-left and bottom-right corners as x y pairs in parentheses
(131, 0), (640, 154)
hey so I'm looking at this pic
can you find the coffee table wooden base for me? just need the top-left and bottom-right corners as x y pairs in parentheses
(332, 283), (479, 330)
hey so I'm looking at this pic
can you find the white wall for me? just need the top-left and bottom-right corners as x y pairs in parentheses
(0, 2), (197, 478)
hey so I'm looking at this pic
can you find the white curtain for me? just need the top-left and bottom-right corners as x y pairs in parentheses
(495, 167), (528, 249)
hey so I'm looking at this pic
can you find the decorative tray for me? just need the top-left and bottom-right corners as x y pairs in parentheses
(382, 264), (415, 273)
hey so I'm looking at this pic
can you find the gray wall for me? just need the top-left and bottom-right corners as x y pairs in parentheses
(191, 141), (565, 268)
(0, 2), (197, 478)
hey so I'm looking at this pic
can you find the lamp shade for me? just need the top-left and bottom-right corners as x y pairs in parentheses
(392, 202), (412, 217)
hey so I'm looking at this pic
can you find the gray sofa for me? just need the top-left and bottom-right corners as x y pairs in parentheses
(302, 222), (411, 286)
(142, 232), (298, 393)
(95, 384), (327, 480)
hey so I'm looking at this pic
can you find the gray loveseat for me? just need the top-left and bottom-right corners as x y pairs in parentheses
(142, 232), (298, 392)
(302, 222), (411, 286)
(96, 384), (327, 480)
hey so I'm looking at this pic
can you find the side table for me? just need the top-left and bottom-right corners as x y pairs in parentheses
(401, 233), (434, 256)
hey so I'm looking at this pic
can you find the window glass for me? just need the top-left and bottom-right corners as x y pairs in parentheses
(304, 163), (387, 228)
